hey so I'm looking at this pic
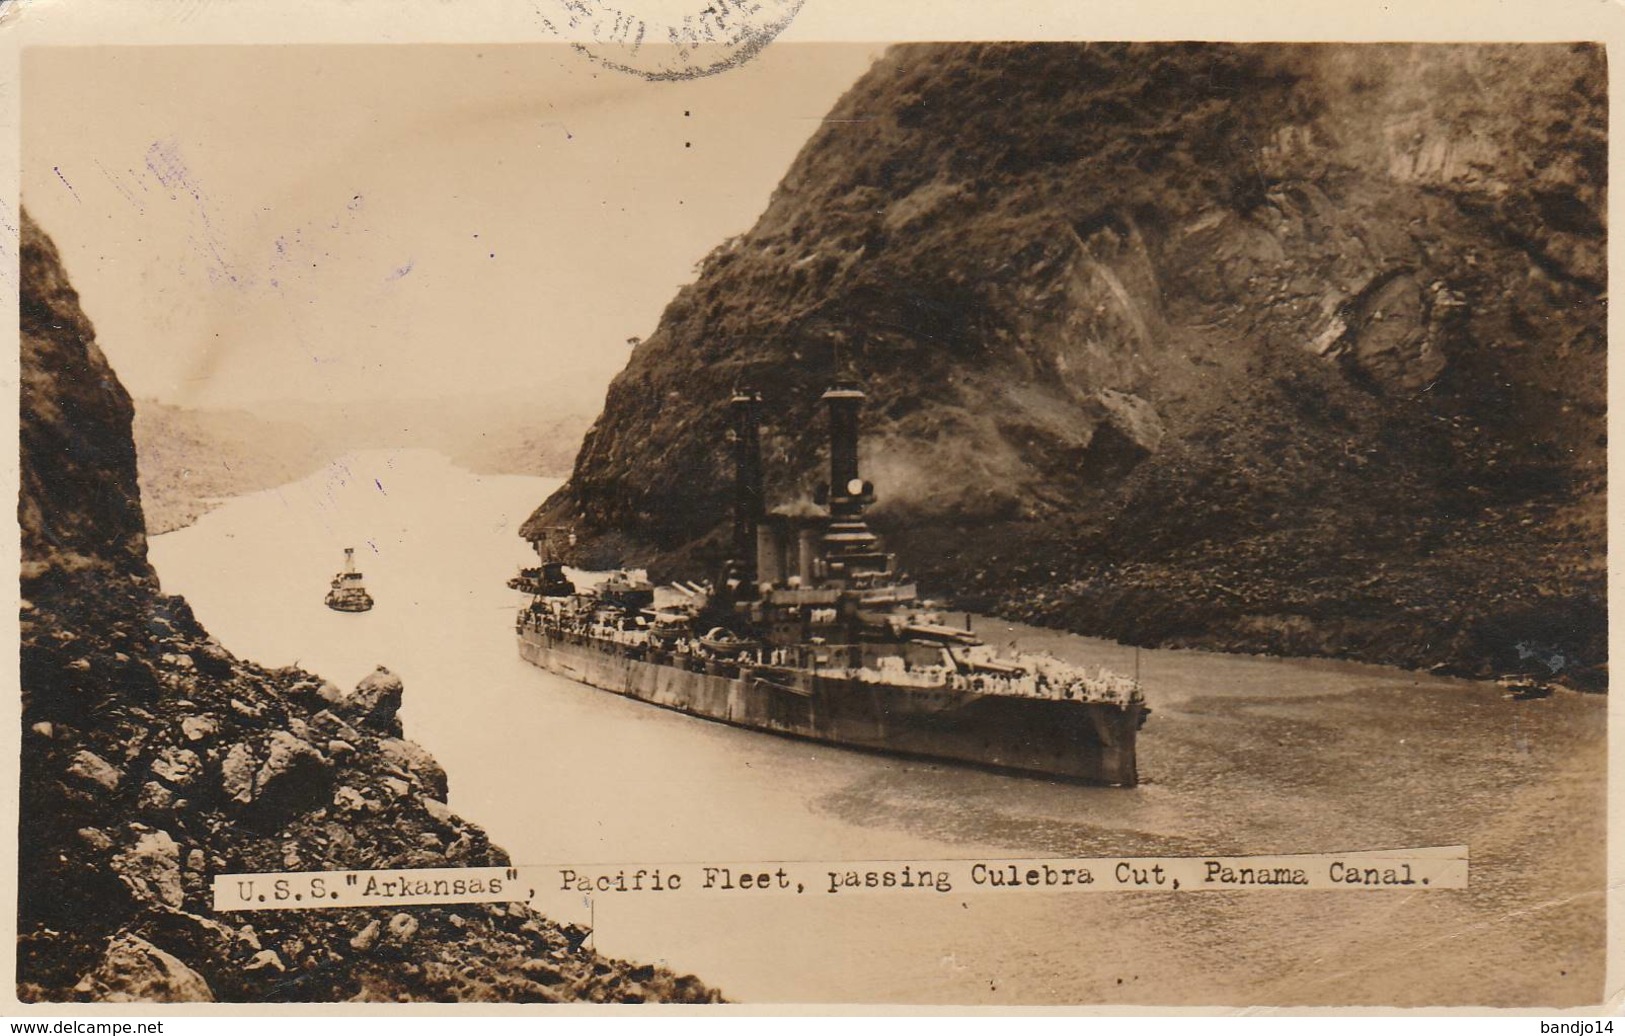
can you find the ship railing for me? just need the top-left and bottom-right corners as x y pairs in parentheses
(854, 584), (918, 604)
(763, 587), (841, 606)
(945, 667), (1141, 706)
(524, 614), (1141, 706)
(850, 666), (952, 689)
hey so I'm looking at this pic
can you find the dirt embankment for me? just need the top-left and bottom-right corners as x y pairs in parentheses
(18, 207), (720, 1003)
(529, 43), (1606, 690)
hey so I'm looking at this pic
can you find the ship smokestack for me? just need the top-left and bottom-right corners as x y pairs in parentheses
(819, 377), (885, 578)
(824, 382), (863, 507)
(730, 389), (763, 582)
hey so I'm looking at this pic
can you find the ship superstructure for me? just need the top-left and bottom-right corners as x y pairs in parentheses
(325, 547), (375, 613)
(514, 378), (1147, 785)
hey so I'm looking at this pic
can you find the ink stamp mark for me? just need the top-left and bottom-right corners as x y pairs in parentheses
(537, 0), (804, 80)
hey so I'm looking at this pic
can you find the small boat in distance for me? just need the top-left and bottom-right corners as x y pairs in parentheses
(325, 547), (375, 613)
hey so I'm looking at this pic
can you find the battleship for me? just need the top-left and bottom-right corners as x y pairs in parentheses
(512, 380), (1148, 785)
(325, 547), (375, 613)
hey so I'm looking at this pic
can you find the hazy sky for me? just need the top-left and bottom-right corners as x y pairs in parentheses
(23, 43), (881, 410)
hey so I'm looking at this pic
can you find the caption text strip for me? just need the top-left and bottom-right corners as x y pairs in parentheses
(213, 845), (1467, 911)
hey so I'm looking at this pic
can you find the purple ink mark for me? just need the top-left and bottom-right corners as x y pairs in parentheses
(95, 160), (142, 213)
(387, 259), (415, 281)
(145, 138), (243, 287)
(144, 139), (189, 197)
(374, 479), (386, 495)
(53, 166), (80, 202)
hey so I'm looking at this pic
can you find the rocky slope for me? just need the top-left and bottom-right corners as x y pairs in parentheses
(18, 208), (720, 1003)
(446, 412), (592, 483)
(528, 43), (1606, 689)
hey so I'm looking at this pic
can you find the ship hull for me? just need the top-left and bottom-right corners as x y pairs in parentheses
(519, 626), (1142, 785)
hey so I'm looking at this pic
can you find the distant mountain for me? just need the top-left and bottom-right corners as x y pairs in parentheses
(526, 43), (1606, 688)
(445, 413), (594, 480)
(134, 402), (332, 534)
(232, 397), (592, 478)
(134, 397), (591, 534)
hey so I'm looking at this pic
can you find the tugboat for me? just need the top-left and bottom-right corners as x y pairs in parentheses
(513, 378), (1148, 785)
(324, 547), (375, 613)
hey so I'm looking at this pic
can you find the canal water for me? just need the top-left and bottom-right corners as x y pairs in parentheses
(148, 449), (1608, 1006)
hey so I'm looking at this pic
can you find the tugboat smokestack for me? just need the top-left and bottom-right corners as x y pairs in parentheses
(730, 389), (763, 580)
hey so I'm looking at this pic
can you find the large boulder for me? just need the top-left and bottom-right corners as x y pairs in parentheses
(342, 666), (404, 737)
(76, 933), (214, 1002)
(255, 730), (333, 809)
(377, 737), (449, 801)
(308, 708), (361, 742)
(110, 828), (184, 910)
(67, 750), (123, 793)
(138, 907), (252, 981)
(179, 715), (219, 743)
(150, 745), (202, 788)
(220, 742), (257, 805)
(220, 731), (333, 814)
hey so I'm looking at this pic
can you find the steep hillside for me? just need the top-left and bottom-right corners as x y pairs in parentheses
(446, 412), (593, 482)
(134, 401), (332, 535)
(135, 400), (589, 536)
(18, 208), (719, 1003)
(20, 210), (150, 582)
(527, 43), (1606, 688)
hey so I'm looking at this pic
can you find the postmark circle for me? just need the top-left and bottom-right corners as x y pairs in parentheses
(538, 0), (805, 81)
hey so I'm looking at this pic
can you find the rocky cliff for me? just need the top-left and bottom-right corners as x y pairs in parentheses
(527, 43), (1606, 688)
(18, 209), (719, 1003)
(20, 210), (151, 583)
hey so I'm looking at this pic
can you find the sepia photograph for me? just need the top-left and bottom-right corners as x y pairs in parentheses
(6, 0), (1616, 1017)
